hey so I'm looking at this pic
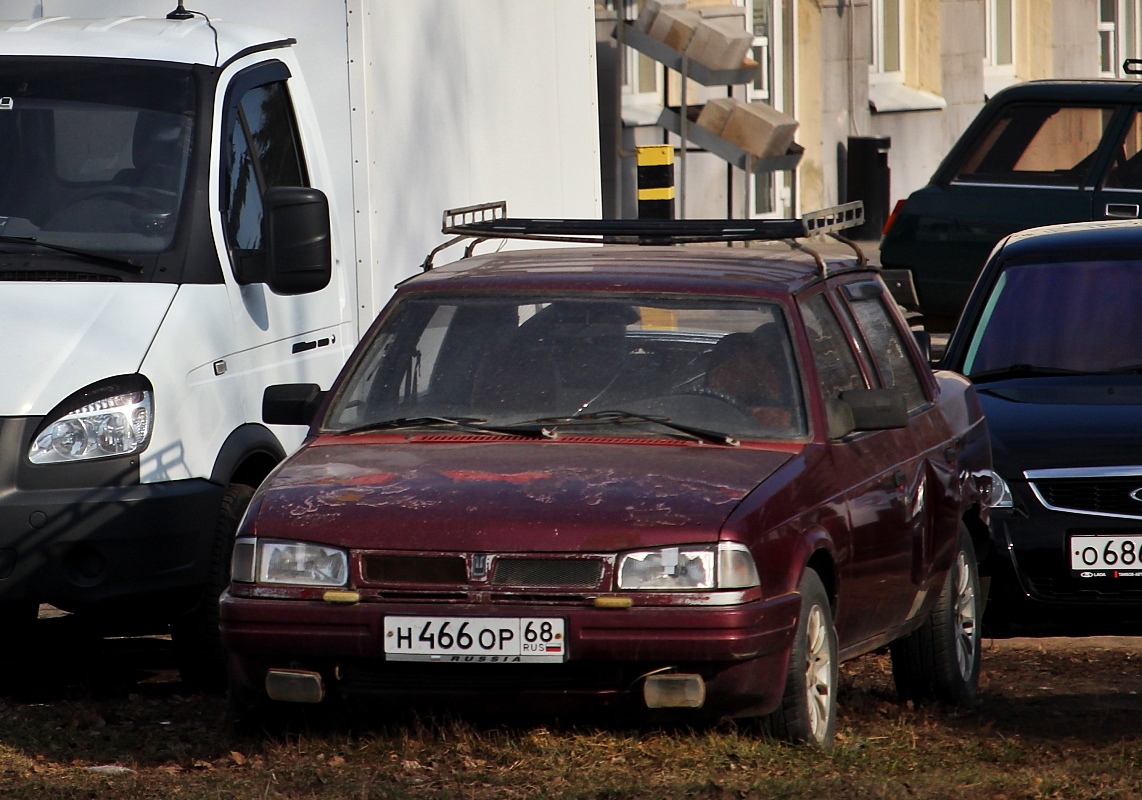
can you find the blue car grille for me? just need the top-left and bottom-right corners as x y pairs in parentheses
(1031, 476), (1142, 518)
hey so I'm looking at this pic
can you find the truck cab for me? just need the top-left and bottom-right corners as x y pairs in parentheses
(0, 4), (601, 683)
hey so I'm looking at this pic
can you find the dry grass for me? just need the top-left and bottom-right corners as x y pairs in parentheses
(0, 631), (1141, 799)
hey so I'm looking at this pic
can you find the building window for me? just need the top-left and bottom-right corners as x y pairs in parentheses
(870, 0), (904, 85)
(984, 0), (1016, 96)
(1101, 0), (1141, 77)
(867, 0), (945, 113)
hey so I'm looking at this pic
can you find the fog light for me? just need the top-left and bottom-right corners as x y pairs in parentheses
(265, 669), (325, 704)
(643, 674), (706, 709)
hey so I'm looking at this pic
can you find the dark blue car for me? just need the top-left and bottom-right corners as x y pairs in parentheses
(943, 219), (1142, 633)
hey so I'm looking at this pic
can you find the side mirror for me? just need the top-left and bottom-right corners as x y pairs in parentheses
(825, 397), (855, 439)
(912, 329), (932, 363)
(263, 186), (332, 295)
(838, 388), (909, 432)
(263, 383), (326, 426)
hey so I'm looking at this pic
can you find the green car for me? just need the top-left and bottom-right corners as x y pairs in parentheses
(880, 79), (1142, 330)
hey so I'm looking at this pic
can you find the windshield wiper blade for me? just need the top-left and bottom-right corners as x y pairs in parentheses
(969, 363), (1092, 383)
(341, 415), (546, 437)
(0, 235), (140, 271)
(532, 410), (740, 447)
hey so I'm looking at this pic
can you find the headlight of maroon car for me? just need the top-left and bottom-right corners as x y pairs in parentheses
(616, 542), (760, 590)
(231, 538), (349, 587)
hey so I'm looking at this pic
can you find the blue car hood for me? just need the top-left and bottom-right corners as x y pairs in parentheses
(978, 377), (1142, 474)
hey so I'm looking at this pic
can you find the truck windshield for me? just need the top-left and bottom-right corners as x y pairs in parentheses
(963, 260), (1142, 377)
(326, 295), (808, 441)
(0, 60), (194, 253)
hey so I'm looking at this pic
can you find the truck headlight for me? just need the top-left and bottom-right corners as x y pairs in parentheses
(231, 538), (348, 587)
(29, 384), (152, 464)
(617, 542), (759, 591)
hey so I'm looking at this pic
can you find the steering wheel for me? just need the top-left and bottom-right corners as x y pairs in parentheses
(673, 385), (756, 418)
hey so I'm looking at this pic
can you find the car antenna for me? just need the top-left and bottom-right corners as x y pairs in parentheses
(166, 1), (193, 20)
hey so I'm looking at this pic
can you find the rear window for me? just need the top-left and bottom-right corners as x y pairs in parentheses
(953, 103), (1116, 188)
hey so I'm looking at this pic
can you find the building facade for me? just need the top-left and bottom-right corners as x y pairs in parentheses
(601, 0), (1108, 227)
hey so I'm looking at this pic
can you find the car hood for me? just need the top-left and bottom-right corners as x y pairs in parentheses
(978, 377), (1142, 474)
(252, 438), (798, 552)
(0, 283), (176, 416)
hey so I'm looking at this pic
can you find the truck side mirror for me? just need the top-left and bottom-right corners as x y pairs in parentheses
(263, 186), (332, 295)
(263, 383), (326, 426)
(839, 388), (910, 431)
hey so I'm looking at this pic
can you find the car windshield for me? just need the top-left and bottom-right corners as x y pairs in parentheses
(326, 295), (808, 441)
(963, 259), (1142, 376)
(0, 59), (195, 253)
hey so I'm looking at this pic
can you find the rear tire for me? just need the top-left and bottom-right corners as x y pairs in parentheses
(768, 569), (838, 750)
(173, 482), (254, 691)
(890, 524), (981, 707)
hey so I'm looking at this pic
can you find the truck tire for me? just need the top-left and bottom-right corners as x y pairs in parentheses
(768, 569), (838, 750)
(890, 523), (981, 707)
(173, 482), (254, 691)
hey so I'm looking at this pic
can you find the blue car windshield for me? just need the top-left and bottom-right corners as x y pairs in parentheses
(964, 260), (1142, 376)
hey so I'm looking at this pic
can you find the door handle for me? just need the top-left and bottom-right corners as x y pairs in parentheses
(1106, 203), (1140, 219)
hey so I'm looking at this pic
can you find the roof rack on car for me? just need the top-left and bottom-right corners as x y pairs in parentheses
(419, 200), (867, 273)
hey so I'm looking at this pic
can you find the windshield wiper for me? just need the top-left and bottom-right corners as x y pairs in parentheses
(968, 364), (1093, 383)
(0, 235), (140, 271)
(531, 410), (740, 447)
(340, 415), (547, 438)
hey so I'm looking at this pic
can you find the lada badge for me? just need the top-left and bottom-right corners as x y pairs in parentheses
(1130, 488), (1142, 503)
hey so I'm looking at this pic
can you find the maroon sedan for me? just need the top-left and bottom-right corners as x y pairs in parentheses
(220, 209), (992, 749)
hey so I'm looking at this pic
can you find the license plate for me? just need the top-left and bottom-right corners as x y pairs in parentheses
(383, 616), (566, 663)
(1070, 535), (1142, 577)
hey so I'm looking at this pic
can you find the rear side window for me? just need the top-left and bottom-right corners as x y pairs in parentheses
(799, 293), (866, 401)
(845, 289), (927, 411)
(953, 103), (1116, 187)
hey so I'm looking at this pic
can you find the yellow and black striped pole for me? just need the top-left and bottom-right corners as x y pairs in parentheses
(637, 144), (674, 220)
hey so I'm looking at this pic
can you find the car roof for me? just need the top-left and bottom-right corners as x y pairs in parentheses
(0, 15), (284, 66)
(397, 243), (872, 298)
(989, 79), (1142, 103)
(998, 219), (1142, 262)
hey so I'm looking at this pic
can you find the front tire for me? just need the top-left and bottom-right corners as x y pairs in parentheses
(173, 482), (254, 691)
(768, 569), (838, 750)
(890, 524), (981, 707)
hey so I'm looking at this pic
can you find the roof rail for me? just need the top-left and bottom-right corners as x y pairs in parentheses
(420, 200), (866, 270)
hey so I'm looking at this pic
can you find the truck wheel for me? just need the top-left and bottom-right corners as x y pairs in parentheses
(173, 482), (254, 691)
(768, 569), (838, 750)
(890, 524), (981, 707)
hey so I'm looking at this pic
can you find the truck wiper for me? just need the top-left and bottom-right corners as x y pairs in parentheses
(0, 235), (140, 271)
(341, 415), (547, 437)
(968, 364), (1092, 383)
(531, 410), (740, 447)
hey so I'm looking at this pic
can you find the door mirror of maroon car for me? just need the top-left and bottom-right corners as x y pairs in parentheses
(839, 388), (909, 432)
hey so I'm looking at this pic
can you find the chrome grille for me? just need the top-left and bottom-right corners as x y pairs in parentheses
(1032, 476), (1142, 518)
(491, 558), (604, 588)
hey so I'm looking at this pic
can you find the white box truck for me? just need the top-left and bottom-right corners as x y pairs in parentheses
(0, 0), (600, 683)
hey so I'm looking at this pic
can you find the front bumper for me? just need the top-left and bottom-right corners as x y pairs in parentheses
(987, 505), (1142, 628)
(220, 591), (800, 718)
(0, 476), (224, 616)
